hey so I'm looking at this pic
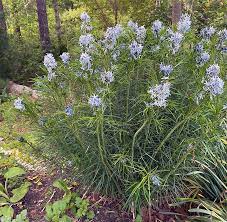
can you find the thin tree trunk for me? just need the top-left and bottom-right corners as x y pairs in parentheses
(172, 0), (182, 24)
(0, 0), (8, 49)
(94, 0), (112, 29)
(113, 0), (118, 25)
(109, 0), (118, 25)
(52, 0), (62, 48)
(36, 0), (51, 53)
(12, 1), (22, 38)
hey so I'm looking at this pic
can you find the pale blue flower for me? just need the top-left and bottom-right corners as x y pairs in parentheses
(206, 64), (220, 77)
(80, 12), (90, 23)
(129, 40), (143, 59)
(128, 21), (146, 42)
(44, 53), (57, 69)
(104, 24), (123, 49)
(204, 76), (224, 96)
(218, 29), (227, 42)
(65, 106), (74, 116)
(80, 52), (92, 70)
(160, 63), (173, 76)
(128, 20), (138, 31)
(148, 82), (171, 107)
(14, 98), (25, 111)
(81, 23), (93, 32)
(59, 82), (65, 88)
(152, 20), (163, 37)
(47, 68), (56, 81)
(80, 12), (92, 33)
(196, 92), (204, 105)
(196, 52), (210, 66)
(200, 26), (216, 40)
(195, 42), (204, 53)
(136, 26), (146, 43)
(169, 32), (183, 53)
(101, 71), (114, 84)
(177, 13), (191, 33)
(60, 52), (70, 64)
(79, 34), (94, 47)
(89, 95), (102, 108)
(112, 50), (120, 61)
(151, 175), (160, 186)
(167, 28), (174, 36)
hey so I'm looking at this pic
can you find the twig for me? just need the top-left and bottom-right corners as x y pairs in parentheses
(41, 190), (56, 212)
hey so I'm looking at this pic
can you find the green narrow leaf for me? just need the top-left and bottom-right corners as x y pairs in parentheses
(4, 167), (26, 179)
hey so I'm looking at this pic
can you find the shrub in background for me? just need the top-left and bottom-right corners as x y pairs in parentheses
(15, 13), (226, 210)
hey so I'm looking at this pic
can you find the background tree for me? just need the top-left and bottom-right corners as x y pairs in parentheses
(36, 0), (51, 52)
(0, 0), (8, 80)
(52, 0), (63, 51)
(172, 0), (182, 24)
(0, 0), (8, 49)
(0, 0), (226, 85)
(11, 0), (22, 38)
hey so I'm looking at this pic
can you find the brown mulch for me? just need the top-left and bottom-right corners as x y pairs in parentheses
(0, 152), (189, 222)
(22, 170), (133, 222)
(18, 171), (189, 222)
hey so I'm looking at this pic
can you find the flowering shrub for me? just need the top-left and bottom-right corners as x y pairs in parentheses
(15, 13), (226, 210)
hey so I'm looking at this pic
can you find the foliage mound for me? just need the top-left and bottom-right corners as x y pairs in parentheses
(15, 13), (226, 210)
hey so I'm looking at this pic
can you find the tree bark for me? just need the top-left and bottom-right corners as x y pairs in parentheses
(113, 0), (118, 25)
(109, 0), (118, 25)
(52, 0), (62, 48)
(12, 1), (22, 38)
(172, 0), (182, 24)
(0, 0), (8, 49)
(36, 0), (51, 53)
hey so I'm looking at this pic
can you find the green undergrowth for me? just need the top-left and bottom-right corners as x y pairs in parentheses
(0, 99), (77, 174)
(0, 99), (37, 164)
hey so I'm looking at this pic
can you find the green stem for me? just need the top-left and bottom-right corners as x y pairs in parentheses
(4, 179), (9, 197)
(131, 120), (148, 161)
(151, 119), (186, 163)
(151, 107), (198, 164)
(126, 81), (130, 119)
(96, 114), (122, 194)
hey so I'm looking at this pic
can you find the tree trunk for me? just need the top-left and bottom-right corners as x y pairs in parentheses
(12, 1), (22, 38)
(113, 0), (118, 25)
(36, 0), (51, 53)
(0, 0), (8, 49)
(172, 0), (182, 24)
(109, 0), (118, 25)
(52, 0), (62, 48)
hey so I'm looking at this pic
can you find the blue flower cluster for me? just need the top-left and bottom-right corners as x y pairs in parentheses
(203, 64), (224, 96)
